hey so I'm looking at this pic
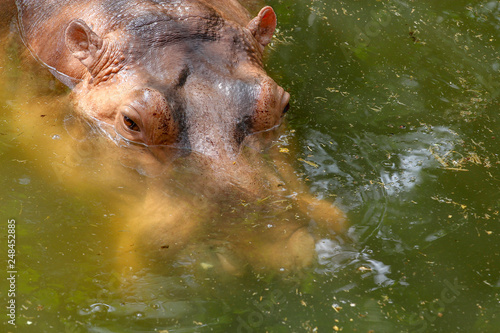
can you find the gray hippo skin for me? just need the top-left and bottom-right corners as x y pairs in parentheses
(15, 0), (345, 274)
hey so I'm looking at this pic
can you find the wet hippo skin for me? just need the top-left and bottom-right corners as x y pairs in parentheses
(16, 0), (289, 151)
(14, 0), (346, 275)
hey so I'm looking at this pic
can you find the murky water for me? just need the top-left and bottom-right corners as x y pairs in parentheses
(1, 0), (499, 332)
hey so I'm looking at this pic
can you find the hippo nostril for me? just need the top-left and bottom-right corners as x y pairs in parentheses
(283, 103), (290, 114)
(235, 115), (252, 144)
(281, 90), (290, 115)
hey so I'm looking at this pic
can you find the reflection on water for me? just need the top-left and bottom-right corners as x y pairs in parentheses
(354, 126), (458, 198)
(1, 0), (499, 332)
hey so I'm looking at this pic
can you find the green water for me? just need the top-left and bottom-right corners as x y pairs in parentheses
(1, 0), (499, 332)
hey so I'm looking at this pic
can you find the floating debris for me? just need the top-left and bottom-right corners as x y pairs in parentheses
(298, 158), (319, 168)
(357, 266), (372, 272)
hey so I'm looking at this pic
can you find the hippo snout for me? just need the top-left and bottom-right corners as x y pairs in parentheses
(180, 75), (290, 159)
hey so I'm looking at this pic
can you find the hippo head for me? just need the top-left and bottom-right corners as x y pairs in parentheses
(63, 4), (289, 164)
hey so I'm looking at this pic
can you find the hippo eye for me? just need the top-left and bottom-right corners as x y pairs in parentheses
(123, 116), (140, 132)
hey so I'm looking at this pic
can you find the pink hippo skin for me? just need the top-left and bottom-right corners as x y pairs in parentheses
(15, 0), (346, 275)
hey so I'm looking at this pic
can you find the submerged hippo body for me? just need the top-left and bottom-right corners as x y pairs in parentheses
(16, 0), (345, 274)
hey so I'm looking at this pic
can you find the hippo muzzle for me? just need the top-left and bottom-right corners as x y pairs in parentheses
(180, 72), (290, 160)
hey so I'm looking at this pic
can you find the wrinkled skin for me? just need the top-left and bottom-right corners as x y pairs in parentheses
(14, 0), (346, 275)
(17, 0), (288, 152)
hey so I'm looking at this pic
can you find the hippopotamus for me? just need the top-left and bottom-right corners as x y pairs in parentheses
(16, 0), (289, 153)
(14, 0), (345, 274)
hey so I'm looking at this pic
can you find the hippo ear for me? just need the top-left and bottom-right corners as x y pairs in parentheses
(247, 6), (277, 48)
(65, 19), (103, 69)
